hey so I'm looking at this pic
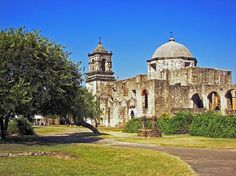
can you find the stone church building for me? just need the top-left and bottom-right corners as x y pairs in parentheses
(86, 37), (236, 127)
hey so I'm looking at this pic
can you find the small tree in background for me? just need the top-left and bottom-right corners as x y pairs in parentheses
(70, 88), (101, 134)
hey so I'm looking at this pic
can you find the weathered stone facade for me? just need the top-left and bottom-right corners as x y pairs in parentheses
(86, 37), (236, 127)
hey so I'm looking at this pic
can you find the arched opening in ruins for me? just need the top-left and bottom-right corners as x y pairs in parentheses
(101, 58), (106, 72)
(191, 93), (203, 108)
(142, 89), (148, 109)
(207, 91), (221, 111)
(130, 110), (135, 119)
(225, 89), (236, 110)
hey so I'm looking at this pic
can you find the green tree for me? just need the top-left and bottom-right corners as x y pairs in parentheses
(70, 88), (101, 134)
(0, 28), (100, 140)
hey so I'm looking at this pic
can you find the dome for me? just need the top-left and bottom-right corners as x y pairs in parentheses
(93, 41), (106, 53)
(152, 37), (192, 58)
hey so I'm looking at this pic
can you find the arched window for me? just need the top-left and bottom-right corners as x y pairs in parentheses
(191, 93), (203, 108)
(142, 89), (148, 109)
(90, 59), (95, 71)
(101, 58), (106, 72)
(207, 92), (221, 111)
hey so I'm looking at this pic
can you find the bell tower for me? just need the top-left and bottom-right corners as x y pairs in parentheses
(86, 39), (116, 95)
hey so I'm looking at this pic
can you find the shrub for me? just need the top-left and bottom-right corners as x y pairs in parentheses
(158, 112), (194, 134)
(7, 116), (34, 136)
(7, 120), (19, 135)
(123, 118), (152, 133)
(123, 111), (236, 138)
(189, 112), (236, 138)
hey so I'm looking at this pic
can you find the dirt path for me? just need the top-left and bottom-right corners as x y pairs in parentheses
(103, 140), (236, 176)
(36, 130), (236, 176)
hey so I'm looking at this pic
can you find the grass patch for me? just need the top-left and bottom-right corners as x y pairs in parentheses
(34, 125), (236, 149)
(33, 125), (82, 136)
(111, 134), (236, 149)
(0, 143), (194, 176)
(98, 127), (122, 132)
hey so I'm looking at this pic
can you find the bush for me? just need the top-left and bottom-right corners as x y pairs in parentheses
(189, 112), (236, 138)
(7, 116), (34, 136)
(7, 120), (20, 135)
(123, 118), (152, 133)
(158, 112), (193, 134)
(122, 111), (236, 138)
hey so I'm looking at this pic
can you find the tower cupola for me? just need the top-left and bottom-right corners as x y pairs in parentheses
(86, 39), (116, 83)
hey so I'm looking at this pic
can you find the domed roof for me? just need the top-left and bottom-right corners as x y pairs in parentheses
(93, 41), (106, 53)
(152, 37), (192, 58)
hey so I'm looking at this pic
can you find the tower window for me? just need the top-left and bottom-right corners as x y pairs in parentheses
(101, 59), (106, 72)
(150, 63), (156, 71)
(185, 62), (191, 67)
(90, 59), (95, 71)
(132, 90), (136, 97)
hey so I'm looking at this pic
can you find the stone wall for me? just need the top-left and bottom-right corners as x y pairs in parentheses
(168, 67), (232, 86)
(147, 57), (196, 80)
(90, 66), (235, 127)
(171, 108), (206, 114)
(154, 80), (170, 116)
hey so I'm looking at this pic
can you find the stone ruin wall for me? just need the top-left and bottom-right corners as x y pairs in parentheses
(97, 75), (158, 126)
(168, 67), (232, 86)
(166, 83), (235, 115)
(96, 67), (235, 126)
(153, 80), (170, 116)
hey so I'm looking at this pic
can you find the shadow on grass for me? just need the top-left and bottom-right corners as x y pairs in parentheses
(0, 132), (110, 146)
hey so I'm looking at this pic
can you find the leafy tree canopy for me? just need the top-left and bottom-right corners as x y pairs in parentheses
(0, 28), (100, 139)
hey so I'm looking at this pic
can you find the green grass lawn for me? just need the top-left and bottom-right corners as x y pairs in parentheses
(114, 134), (236, 149)
(2, 125), (235, 175)
(33, 125), (83, 136)
(0, 143), (194, 176)
(34, 125), (236, 149)
(96, 127), (236, 149)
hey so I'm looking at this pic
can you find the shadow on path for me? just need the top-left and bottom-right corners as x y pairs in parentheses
(1, 130), (236, 176)
(1, 131), (105, 146)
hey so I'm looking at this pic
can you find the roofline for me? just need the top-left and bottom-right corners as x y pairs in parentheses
(88, 51), (112, 57)
(147, 57), (197, 63)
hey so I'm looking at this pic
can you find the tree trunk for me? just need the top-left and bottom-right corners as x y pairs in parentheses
(5, 116), (9, 132)
(77, 119), (100, 135)
(0, 117), (6, 140)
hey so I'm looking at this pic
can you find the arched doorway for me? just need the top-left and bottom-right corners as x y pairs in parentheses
(225, 89), (236, 110)
(191, 93), (203, 108)
(129, 98), (136, 119)
(130, 110), (135, 119)
(207, 92), (221, 111)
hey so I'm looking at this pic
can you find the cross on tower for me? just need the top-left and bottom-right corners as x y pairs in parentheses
(99, 36), (102, 44)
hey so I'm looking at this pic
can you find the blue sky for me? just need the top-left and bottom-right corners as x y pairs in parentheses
(1, 0), (236, 82)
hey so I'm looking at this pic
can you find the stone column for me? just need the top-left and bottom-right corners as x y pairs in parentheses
(212, 93), (215, 110)
(232, 97), (236, 110)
